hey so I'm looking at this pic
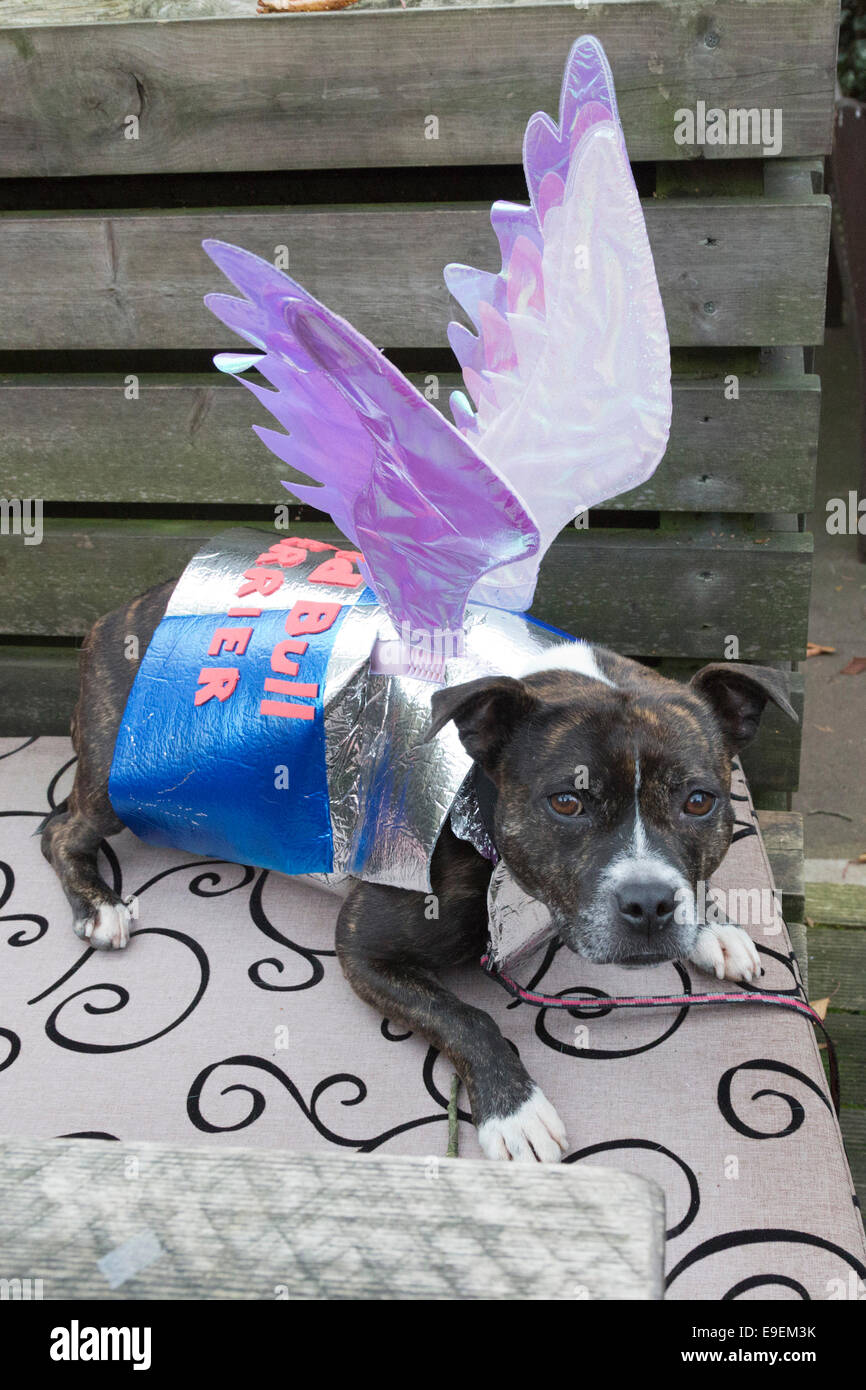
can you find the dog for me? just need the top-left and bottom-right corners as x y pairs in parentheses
(42, 578), (796, 1162)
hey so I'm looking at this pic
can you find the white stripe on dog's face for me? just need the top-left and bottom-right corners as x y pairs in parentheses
(632, 752), (646, 855)
(591, 749), (697, 928)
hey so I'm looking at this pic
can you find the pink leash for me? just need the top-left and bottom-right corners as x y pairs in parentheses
(481, 955), (841, 1115)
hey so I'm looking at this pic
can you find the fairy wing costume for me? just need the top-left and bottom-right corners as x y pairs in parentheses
(108, 36), (671, 894)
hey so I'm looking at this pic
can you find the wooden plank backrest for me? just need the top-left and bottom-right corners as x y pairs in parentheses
(0, 1), (838, 172)
(0, 189), (830, 350)
(0, 354), (820, 514)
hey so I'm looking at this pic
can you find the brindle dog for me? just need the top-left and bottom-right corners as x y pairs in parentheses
(42, 581), (795, 1161)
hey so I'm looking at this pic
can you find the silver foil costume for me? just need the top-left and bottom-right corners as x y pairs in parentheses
(158, 527), (570, 905)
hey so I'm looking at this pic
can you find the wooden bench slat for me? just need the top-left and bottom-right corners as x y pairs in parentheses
(757, 810), (805, 921)
(0, 519), (812, 661)
(0, 1139), (665, 1300)
(535, 527), (812, 659)
(808, 926), (866, 1013)
(0, 191), (831, 351)
(0, 649), (81, 739)
(0, 361), (820, 513)
(0, 2), (839, 177)
(820, 1013), (866, 1106)
(805, 883), (866, 930)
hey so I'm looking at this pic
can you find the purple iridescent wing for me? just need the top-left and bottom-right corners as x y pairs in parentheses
(203, 239), (539, 642)
(446, 35), (672, 613)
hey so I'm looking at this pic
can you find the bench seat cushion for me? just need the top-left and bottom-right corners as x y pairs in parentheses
(1, 736), (863, 1299)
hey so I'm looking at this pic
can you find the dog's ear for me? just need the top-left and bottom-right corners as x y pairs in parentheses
(424, 675), (539, 769)
(690, 662), (797, 753)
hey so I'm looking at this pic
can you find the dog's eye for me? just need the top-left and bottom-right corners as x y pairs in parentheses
(548, 793), (584, 817)
(684, 790), (716, 817)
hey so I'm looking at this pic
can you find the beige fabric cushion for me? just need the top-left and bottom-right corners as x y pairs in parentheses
(1, 737), (863, 1299)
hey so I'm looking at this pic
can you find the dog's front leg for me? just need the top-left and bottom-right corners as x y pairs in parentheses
(335, 864), (567, 1162)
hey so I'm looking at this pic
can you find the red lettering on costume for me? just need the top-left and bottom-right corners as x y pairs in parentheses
(260, 700), (315, 721)
(264, 677), (319, 699)
(236, 567), (283, 598)
(208, 626), (253, 657)
(284, 600), (341, 638)
(271, 639), (307, 676)
(228, 607), (262, 618)
(256, 536), (341, 568)
(256, 539), (307, 568)
(308, 550), (364, 588)
(195, 668), (240, 705)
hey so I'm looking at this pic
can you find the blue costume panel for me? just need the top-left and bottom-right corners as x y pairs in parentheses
(108, 529), (573, 892)
(109, 533), (370, 875)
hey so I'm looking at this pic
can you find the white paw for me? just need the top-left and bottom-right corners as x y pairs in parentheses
(688, 922), (762, 984)
(477, 1086), (568, 1163)
(74, 896), (139, 951)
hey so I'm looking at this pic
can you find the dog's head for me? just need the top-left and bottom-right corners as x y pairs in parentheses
(427, 643), (796, 965)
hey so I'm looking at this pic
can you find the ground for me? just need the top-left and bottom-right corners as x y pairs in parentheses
(796, 324), (866, 862)
(794, 321), (866, 1209)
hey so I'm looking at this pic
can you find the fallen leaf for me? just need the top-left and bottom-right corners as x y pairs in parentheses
(809, 997), (830, 1020)
(841, 656), (866, 676)
(807, 642), (836, 657)
(815, 725), (834, 732)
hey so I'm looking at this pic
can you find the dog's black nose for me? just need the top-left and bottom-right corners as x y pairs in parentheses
(615, 882), (676, 932)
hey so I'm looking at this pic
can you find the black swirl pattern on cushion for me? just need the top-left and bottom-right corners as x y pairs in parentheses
(36, 928), (209, 1053)
(534, 961), (694, 1058)
(381, 1019), (413, 1042)
(0, 1027), (20, 1073)
(187, 1054), (451, 1150)
(565, 1138), (700, 1239)
(667, 1229), (866, 1293)
(0, 737), (36, 761)
(0, 733), (864, 1301)
(23, 858), (254, 1054)
(718, 1059), (832, 1138)
(134, 859), (256, 900)
(2, 914), (49, 947)
(722, 1274), (810, 1300)
(0, 858), (48, 945)
(247, 869), (335, 992)
(752, 943), (805, 996)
